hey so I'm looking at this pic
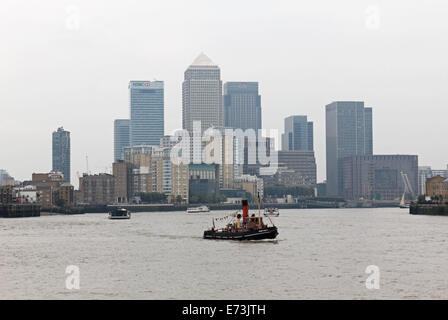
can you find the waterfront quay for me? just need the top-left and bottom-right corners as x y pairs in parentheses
(0, 204), (40, 218)
(410, 203), (448, 216)
(71, 199), (398, 214)
(1, 199), (405, 218)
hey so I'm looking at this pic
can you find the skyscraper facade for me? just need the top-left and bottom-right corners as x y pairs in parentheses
(114, 119), (130, 162)
(325, 101), (373, 196)
(262, 150), (317, 188)
(223, 82), (261, 132)
(364, 107), (373, 154)
(281, 115), (313, 151)
(129, 80), (164, 146)
(182, 53), (223, 133)
(52, 127), (71, 183)
(343, 155), (418, 200)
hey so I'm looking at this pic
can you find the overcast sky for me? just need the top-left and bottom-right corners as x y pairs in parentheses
(1, 0), (448, 186)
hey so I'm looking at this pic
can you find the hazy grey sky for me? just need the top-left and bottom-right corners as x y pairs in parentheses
(1, 0), (448, 186)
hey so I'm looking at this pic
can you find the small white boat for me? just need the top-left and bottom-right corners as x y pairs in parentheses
(186, 205), (210, 214)
(264, 207), (279, 217)
(108, 208), (131, 219)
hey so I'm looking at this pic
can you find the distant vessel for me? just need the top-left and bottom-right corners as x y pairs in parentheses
(108, 208), (131, 219)
(186, 205), (210, 214)
(264, 207), (279, 217)
(203, 196), (278, 241)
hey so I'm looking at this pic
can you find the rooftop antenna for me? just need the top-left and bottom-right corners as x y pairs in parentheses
(86, 155), (89, 174)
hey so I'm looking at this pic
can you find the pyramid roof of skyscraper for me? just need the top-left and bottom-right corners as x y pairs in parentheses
(190, 52), (217, 66)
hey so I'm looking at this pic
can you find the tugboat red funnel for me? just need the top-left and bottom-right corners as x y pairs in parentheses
(203, 196), (278, 241)
(242, 199), (249, 223)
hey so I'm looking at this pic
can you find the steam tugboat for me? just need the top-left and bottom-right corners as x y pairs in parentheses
(203, 196), (278, 240)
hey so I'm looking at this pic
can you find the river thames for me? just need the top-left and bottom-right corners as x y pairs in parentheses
(1, 208), (447, 299)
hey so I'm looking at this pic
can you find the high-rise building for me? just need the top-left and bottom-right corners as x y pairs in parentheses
(160, 135), (182, 149)
(124, 145), (189, 203)
(418, 166), (433, 195)
(325, 101), (373, 196)
(417, 165), (448, 195)
(262, 150), (317, 187)
(0, 170), (14, 186)
(364, 107), (373, 154)
(114, 119), (130, 162)
(239, 136), (271, 174)
(171, 161), (189, 203)
(281, 115), (313, 151)
(182, 53), (223, 133)
(431, 165), (448, 178)
(202, 128), (241, 189)
(317, 181), (327, 197)
(343, 155), (418, 200)
(52, 127), (71, 183)
(223, 82), (261, 132)
(159, 137), (188, 202)
(129, 81), (164, 146)
(124, 146), (165, 195)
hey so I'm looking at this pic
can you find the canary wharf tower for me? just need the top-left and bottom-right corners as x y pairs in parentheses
(129, 80), (164, 146)
(182, 53), (223, 133)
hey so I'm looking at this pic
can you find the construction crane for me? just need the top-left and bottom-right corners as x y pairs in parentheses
(400, 172), (415, 208)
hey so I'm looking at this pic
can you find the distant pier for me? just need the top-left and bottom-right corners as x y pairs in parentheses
(0, 204), (41, 218)
(410, 204), (448, 216)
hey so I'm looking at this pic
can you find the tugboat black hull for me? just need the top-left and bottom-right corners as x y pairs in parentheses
(203, 226), (278, 240)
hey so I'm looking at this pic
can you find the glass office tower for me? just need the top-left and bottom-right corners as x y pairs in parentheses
(182, 53), (223, 133)
(129, 81), (164, 146)
(114, 119), (130, 161)
(281, 115), (313, 151)
(223, 82), (261, 132)
(325, 101), (373, 196)
(52, 127), (71, 183)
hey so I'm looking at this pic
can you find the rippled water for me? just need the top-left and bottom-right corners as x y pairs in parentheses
(1, 208), (448, 299)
